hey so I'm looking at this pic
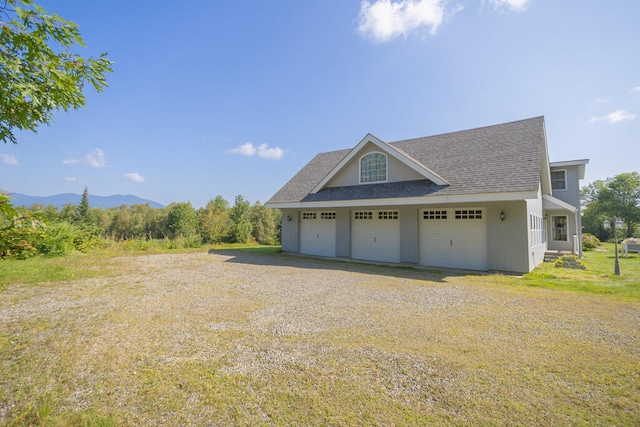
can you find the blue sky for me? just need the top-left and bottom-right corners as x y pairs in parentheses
(1, 0), (639, 208)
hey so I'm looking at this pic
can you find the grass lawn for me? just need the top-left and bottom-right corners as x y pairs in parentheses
(0, 243), (638, 425)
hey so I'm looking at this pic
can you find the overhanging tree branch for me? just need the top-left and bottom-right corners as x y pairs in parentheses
(0, 0), (112, 143)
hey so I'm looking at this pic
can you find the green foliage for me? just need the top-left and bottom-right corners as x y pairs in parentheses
(582, 172), (640, 239)
(166, 202), (199, 242)
(106, 203), (166, 240)
(198, 196), (231, 244)
(554, 255), (586, 269)
(248, 201), (279, 244)
(77, 186), (90, 223)
(0, 200), (46, 259)
(0, 192), (17, 219)
(0, 0), (113, 144)
(35, 221), (76, 256)
(229, 195), (252, 244)
(582, 233), (600, 251)
(1, 191), (281, 259)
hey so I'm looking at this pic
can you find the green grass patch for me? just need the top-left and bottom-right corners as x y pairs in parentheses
(520, 243), (640, 299)
(0, 254), (123, 292)
(0, 243), (281, 292)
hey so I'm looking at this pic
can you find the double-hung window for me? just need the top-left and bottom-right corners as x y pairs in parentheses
(551, 170), (566, 190)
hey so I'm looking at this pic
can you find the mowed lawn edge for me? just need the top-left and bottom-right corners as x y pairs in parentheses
(0, 245), (639, 425)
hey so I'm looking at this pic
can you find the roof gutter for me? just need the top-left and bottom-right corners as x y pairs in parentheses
(266, 190), (539, 209)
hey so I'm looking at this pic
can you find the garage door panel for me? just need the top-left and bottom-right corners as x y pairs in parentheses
(300, 212), (336, 257)
(420, 208), (487, 271)
(352, 210), (400, 263)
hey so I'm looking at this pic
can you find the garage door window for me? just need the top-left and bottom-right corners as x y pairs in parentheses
(302, 212), (316, 220)
(378, 211), (398, 220)
(354, 211), (373, 220)
(423, 210), (447, 220)
(321, 212), (336, 220)
(455, 210), (482, 219)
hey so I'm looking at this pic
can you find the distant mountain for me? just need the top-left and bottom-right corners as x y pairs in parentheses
(7, 192), (165, 209)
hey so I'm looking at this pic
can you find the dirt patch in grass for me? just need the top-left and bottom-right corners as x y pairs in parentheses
(1, 251), (639, 425)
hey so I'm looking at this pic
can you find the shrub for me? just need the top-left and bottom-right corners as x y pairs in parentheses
(0, 213), (46, 259)
(164, 233), (202, 249)
(555, 255), (586, 269)
(35, 222), (104, 256)
(582, 233), (600, 251)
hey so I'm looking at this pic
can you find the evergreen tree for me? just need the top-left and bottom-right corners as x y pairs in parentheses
(77, 187), (90, 223)
(229, 195), (252, 244)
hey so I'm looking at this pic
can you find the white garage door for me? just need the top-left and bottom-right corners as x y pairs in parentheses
(300, 212), (336, 257)
(351, 210), (400, 263)
(420, 208), (487, 271)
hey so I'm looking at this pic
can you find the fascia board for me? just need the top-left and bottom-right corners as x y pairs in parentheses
(542, 194), (577, 213)
(540, 121), (553, 196)
(310, 133), (448, 194)
(549, 159), (589, 167)
(266, 190), (539, 209)
(550, 159), (589, 179)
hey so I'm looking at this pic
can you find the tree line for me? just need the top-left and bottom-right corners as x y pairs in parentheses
(581, 172), (640, 242)
(0, 188), (281, 259)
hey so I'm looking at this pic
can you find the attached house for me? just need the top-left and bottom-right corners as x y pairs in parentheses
(265, 116), (588, 273)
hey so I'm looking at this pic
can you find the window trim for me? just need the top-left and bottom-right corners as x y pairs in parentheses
(359, 151), (388, 184)
(551, 169), (567, 191)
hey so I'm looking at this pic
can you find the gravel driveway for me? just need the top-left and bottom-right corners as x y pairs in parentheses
(1, 250), (639, 425)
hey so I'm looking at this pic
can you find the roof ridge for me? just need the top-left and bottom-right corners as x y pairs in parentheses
(389, 116), (545, 145)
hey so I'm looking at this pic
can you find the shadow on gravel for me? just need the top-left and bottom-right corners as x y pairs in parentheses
(206, 248), (492, 283)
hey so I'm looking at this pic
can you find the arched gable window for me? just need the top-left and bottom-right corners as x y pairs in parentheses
(360, 152), (387, 183)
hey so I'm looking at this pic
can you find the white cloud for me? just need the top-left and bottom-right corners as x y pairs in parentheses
(256, 144), (284, 159)
(631, 86), (640, 93)
(230, 142), (257, 156)
(589, 109), (636, 124)
(62, 158), (80, 165)
(85, 148), (107, 168)
(64, 176), (79, 182)
(123, 172), (145, 183)
(230, 142), (284, 160)
(486, 0), (530, 12)
(0, 154), (19, 165)
(357, 0), (445, 43)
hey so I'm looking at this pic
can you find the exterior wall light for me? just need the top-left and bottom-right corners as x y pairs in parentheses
(500, 210), (506, 222)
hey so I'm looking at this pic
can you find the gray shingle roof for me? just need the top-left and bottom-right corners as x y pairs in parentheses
(267, 116), (545, 205)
